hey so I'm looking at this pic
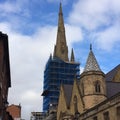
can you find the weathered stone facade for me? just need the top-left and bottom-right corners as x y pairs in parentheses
(80, 92), (120, 120)
(80, 71), (107, 110)
(57, 48), (120, 120)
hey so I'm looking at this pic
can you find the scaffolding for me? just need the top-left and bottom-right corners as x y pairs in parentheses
(30, 112), (47, 120)
(42, 56), (80, 112)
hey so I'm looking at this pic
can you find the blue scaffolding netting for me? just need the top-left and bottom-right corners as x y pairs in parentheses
(42, 56), (80, 112)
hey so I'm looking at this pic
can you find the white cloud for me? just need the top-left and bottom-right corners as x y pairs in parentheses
(0, 21), (82, 119)
(21, 90), (40, 101)
(66, 24), (83, 43)
(0, 22), (56, 119)
(69, 0), (120, 30)
(68, 0), (120, 51)
(0, 0), (28, 14)
(94, 22), (120, 51)
(80, 66), (84, 74)
(0, 1), (19, 13)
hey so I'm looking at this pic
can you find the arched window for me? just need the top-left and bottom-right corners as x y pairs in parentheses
(73, 95), (78, 113)
(95, 81), (101, 93)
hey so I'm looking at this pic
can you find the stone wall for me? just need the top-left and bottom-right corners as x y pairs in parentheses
(80, 92), (120, 120)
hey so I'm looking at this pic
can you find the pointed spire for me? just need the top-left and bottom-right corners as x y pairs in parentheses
(58, 2), (65, 32)
(84, 45), (101, 72)
(53, 2), (68, 61)
(90, 43), (92, 51)
(70, 48), (75, 62)
(59, 2), (62, 15)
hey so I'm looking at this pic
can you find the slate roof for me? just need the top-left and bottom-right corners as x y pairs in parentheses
(105, 64), (120, 98)
(105, 64), (120, 81)
(84, 49), (101, 72)
(106, 82), (120, 98)
(63, 84), (73, 107)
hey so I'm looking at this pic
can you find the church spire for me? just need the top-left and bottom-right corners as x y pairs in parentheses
(53, 2), (68, 61)
(90, 43), (92, 51)
(70, 48), (75, 62)
(84, 45), (101, 72)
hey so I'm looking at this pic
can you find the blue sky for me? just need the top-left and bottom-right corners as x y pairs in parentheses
(0, 0), (120, 119)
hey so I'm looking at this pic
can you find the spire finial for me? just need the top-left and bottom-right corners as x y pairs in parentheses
(59, 1), (63, 15)
(90, 44), (92, 51)
(71, 48), (75, 62)
(84, 45), (101, 72)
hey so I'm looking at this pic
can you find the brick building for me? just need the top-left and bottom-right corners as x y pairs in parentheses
(7, 104), (21, 120)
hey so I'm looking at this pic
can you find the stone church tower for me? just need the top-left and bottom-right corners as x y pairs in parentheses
(42, 3), (80, 112)
(80, 45), (107, 110)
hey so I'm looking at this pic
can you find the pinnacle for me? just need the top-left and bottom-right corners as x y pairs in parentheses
(70, 48), (75, 62)
(84, 48), (101, 72)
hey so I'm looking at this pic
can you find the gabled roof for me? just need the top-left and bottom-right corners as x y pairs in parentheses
(63, 84), (73, 107)
(105, 64), (120, 81)
(84, 47), (101, 72)
(62, 80), (85, 109)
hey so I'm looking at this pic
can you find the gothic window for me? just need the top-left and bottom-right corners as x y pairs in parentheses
(95, 81), (101, 93)
(103, 111), (110, 120)
(73, 95), (78, 113)
(117, 106), (120, 120)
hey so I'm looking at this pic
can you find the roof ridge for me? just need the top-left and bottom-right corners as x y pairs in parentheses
(106, 64), (120, 75)
(105, 64), (120, 82)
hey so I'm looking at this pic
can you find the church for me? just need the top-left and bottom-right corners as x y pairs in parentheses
(43, 2), (120, 120)
(57, 45), (120, 120)
(42, 2), (80, 112)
